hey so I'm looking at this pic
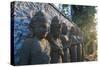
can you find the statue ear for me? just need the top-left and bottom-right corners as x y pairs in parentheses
(48, 27), (50, 33)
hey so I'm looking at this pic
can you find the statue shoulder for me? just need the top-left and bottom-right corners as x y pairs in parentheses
(22, 38), (34, 47)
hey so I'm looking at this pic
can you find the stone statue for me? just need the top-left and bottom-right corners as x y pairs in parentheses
(18, 11), (51, 65)
(75, 27), (84, 61)
(47, 16), (64, 63)
(60, 22), (70, 62)
(68, 26), (78, 62)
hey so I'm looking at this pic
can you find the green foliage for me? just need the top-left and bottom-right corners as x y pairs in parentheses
(72, 5), (97, 55)
(72, 6), (96, 28)
(61, 5), (97, 56)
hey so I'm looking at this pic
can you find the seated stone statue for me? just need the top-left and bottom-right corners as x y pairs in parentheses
(47, 16), (64, 63)
(60, 22), (70, 62)
(68, 26), (78, 62)
(18, 11), (51, 65)
(75, 27), (84, 62)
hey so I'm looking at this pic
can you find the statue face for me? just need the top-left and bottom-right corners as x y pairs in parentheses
(51, 23), (61, 38)
(62, 23), (68, 35)
(70, 27), (76, 34)
(34, 22), (49, 39)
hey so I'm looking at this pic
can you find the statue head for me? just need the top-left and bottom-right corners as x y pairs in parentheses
(29, 11), (50, 39)
(61, 22), (68, 35)
(70, 26), (76, 34)
(50, 16), (61, 38)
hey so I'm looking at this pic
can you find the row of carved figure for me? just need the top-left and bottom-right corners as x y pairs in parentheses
(13, 11), (84, 65)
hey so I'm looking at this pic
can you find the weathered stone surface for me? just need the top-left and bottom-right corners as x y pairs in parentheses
(11, 1), (75, 64)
